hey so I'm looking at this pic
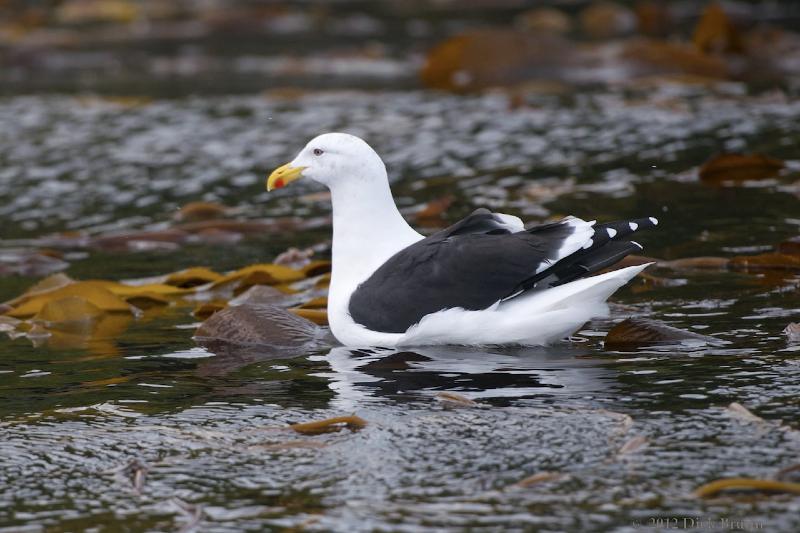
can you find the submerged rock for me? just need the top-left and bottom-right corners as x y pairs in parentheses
(605, 318), (719, 349)
(194, 304), (327, 347)
(228, 285), (297, 307)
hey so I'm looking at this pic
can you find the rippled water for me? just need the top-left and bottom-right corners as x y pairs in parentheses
(1, 87), (799, 531)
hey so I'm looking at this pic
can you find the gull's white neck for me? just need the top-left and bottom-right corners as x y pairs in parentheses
(328, 173), (421, 290)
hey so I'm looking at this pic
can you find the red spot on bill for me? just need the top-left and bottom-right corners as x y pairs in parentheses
(274, 178), (285, 189)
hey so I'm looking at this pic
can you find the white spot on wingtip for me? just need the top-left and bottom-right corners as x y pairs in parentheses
(607, 228), (617, 238)
(649, 217), (658, 225)
(631, 240), (643, 249)
(629, 222), (638, 231)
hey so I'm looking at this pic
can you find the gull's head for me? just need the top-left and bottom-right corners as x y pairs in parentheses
(267, 133), (385, 191)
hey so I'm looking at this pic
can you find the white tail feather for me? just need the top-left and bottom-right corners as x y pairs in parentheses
(398, 263), (651, 346)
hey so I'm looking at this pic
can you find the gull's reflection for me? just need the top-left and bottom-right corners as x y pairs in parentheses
(314, 344), (617, 409)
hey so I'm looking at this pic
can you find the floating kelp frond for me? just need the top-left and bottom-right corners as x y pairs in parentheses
(513, 471), (565, 489)
(435, 391), (479, 408)
(2, 256), (330, 350)
(694, 478), (800, 498)
(785, 323), (800, 342)
(699, 153), (783, 184)
(726, 402), (766, 424)
(8, 282), (133, 318)
(165, 267), (224, 288)
(618, 435), (649, 456)
(289, 416), (367, 435)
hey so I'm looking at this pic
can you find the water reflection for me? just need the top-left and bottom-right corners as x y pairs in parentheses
(195, 339), (309, 377)
(314, 345), (618, 408)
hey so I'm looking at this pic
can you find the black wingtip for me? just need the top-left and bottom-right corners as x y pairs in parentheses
(518, 215), (659, 292)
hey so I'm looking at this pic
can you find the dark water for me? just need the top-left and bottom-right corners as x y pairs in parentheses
(1, 87), (799, 531)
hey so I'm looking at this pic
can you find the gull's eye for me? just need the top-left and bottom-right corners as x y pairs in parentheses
(313, 148), (324, 156)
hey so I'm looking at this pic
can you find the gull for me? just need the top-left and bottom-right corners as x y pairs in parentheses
(267, 133), (657, 347)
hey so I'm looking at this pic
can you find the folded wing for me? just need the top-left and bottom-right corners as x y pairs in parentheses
(348, 209), (657, 334)
(348, 209), (589, 333)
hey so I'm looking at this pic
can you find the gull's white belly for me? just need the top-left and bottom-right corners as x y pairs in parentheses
(327, 282), (404, 347)
(324, 264), (649, 348)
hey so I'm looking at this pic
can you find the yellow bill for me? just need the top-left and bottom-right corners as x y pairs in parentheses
(267, 163), (306, 191)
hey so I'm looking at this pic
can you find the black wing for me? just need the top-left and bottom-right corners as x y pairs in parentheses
(348, 209), (659, 333)
(348, 209), (573, 333)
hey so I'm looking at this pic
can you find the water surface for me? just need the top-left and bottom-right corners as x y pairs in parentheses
(1, 87), (799, 531)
